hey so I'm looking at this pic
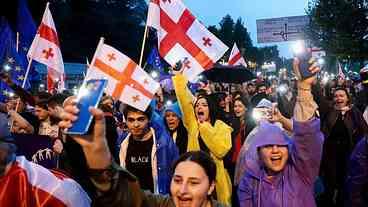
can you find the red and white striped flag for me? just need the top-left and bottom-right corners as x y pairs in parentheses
(147, 0), (228, 82)
(338, 61), (345, 80)
(0, 156), (90, 207)
(228, 43), (247, 67)
(86, 40), (160, 111)
(27, 3), (64, 92)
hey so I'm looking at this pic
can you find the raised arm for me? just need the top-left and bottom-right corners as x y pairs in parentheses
(292, 58), (324, 185)
(59, 97), (172, 206)
(172, 74), (198, 134)
(1, 74), (36, 106)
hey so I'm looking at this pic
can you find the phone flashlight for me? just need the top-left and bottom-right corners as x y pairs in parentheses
(277, 84), (288, 94)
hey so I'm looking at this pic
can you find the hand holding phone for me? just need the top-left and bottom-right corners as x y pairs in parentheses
(296, 51), (315, 79)
(292, 42), (319, 79)
(65, 79), (108, 135)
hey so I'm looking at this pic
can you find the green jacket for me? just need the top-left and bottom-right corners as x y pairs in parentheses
(90, 164), (226, 207)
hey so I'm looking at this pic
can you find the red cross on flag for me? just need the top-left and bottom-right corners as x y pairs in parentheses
(86, 40), (160, 111)
(27, 3), (64, 92)
(228, 43), (247, 67)
(147, 0), (228, 82)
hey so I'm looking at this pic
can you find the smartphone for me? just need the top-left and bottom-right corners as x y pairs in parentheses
(296, 50), (315, 79)
(65, 79), (108, 135)
(252, 108), (272, 121)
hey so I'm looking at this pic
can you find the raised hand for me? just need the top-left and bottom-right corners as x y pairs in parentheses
(59, 96), (112, 169)
(293, 57), (321, 89)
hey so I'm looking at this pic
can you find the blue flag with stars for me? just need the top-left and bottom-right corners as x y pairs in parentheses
(147, 47), (164, 73)
(0, 17), (30, 102)
(15, 0), (40, 83)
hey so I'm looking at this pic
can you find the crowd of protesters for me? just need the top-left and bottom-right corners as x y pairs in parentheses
(0, 58), (368, 207)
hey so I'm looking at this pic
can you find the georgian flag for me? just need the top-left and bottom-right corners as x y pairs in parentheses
(337, 61), (345, 80)
(0, 156), (90, 207)
(228, 43), (247, 67)
(27, 3), (64, 92)
(147, 0), (228, 82)
(86, 41), (160, 111)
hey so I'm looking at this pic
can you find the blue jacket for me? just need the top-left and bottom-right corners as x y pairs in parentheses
(119, 111), (179, 195)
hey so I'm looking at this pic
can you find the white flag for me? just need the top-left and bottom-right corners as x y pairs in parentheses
(228, 43), (247, 67)
(86, 42), (160, 111)
(147, 0), (228, 81)
(28, 3), (64, 91)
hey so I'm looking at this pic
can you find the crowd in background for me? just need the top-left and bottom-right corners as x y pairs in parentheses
(1, 61), (368, 207)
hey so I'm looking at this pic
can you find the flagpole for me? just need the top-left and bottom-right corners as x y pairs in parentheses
(10, 57), (33, 131)
(81, 37), (105, 86)
(16, 32), (20, 52)
(138, 19), (149, 67)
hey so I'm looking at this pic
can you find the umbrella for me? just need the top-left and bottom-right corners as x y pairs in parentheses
(202, 64), (255, 84)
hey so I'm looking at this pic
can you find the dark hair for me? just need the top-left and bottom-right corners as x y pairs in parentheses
(234, 96), (250, 110)
(247, 82), (255, 87)
(47, 93), (69, 106)
(172, 151), (216, 184)
(334, 87), (352, 104)
(123, 105), (152, 120)
(194, 95), (218, 125)
(195, 89), (208, 97)
(256, 83), (266, 91)
(35, 98), (49, 110)
(35, 92), (52, 110)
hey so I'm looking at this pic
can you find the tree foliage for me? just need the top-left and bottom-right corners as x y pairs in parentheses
(27, 0), (148, 62)
(209, 14), (281, 66)
(306, 0), (368, 64)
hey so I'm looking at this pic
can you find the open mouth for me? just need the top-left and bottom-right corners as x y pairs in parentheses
(177, 197), (192, 207)
(270, 156), (282, 165)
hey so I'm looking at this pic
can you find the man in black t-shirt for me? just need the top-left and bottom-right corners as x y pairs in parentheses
(119, 105), (178, 195)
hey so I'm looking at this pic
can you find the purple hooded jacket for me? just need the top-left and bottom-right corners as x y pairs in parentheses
(238, 119), (324, 207)
(346, 137), (368, 207)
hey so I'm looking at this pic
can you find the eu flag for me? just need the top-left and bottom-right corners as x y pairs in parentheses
(146, 47), (164, 73)
(0, 17), (30, 101)
(15, 0), (40, 83)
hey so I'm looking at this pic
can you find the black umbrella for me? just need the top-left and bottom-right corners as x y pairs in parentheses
(202, 64), (255, 84)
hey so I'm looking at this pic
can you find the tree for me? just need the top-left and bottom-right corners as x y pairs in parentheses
(306, 0), (368, 66)
(210, 14), (281, 66)
(208, 25), (219, 37)
(233, 18), (253, 51)
(28, 0), (148, 62)
(218, 14), (234, 48)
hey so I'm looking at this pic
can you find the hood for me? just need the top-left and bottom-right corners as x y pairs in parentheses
(255, 98), (273, 109)
(163, 102), (182, 118)
(253, 121), (291, 148)
(243, 121), (293, 178)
